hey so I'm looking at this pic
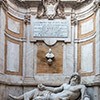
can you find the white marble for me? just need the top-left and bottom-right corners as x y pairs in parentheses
(82, 76), (95, 84)
(63, 43), (73, 76)
(0, 84), (5, 100)
(8, 17), (20, 33)
(7, 0), (27, 14)
(95, 10), (100, 74)
(65, 44), (74, 76)
(81, 42), (93, 72)
(24, 24), (34, 77)
(44, 38), (57, 45)
(0, 8), (1, 33)
(8, 6), (25, 19)
(19, 0), (80, 1)
(75, 0), (94, 20)
(32, 18), (70, 37)
(25, 44), (34, 77)
(31, 16), (71, 44)
(81, 18), (94, 34)
(7, 41), (19, 72)
(0, 8), (6, 73)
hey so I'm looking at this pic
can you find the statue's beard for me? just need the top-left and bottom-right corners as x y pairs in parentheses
(70, 80), (78, 86)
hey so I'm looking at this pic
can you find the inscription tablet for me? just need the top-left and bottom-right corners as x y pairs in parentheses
(33, 18), (70, 38)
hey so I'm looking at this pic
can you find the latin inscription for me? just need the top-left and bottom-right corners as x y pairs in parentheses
(33, 18), (70, 37)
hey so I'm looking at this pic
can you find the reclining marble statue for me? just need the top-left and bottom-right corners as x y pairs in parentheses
(9, 73), (90, 100)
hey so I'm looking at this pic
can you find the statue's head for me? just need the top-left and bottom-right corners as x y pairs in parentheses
(68, 73), (81, 85)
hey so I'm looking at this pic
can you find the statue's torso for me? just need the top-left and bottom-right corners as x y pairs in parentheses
(50, 83), (81, 100)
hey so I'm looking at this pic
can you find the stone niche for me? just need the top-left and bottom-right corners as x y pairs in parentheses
(36, 42), (63, 74)
(0, 0), (100, 100)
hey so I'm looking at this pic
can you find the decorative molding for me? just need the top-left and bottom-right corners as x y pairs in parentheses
(30, 16), (71, 45)
(93, 1), (100, 12)
(24, 14), (31, 25)
(7, 2), (26, 19)
(8, 0), (93, 10)
(77, 38), (95, 76)
(37, 0), (65, 20)
(0, 0), (8, 11)
(5, 36), (23, 75)
(76, 1), (99, 21)
(93, 74), (100, 83)
(5, 12), (24, 38)
(74, 32), (96, 43)
(19, 0), (86, 2)
(71, 1), (98, 25)
(78, 14), (96, 39)
(5, 32), (26, 42)
(71, 10), (78, 25)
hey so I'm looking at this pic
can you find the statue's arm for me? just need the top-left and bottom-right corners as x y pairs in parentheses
(39, 84), (63, 93)
(80, 85), (86, 100)
(45, 85), (63, 93)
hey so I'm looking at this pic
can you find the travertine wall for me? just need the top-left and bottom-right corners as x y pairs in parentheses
(0, 0), (100, 100)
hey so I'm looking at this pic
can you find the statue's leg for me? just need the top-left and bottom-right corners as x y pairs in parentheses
(52, 95), (70, 100)
(33, 96), (47, 100)
(24, 89), (39, 100)
(9, 94), (24, 99)
(24, 94), (30, 100)
(9, 88), (39, 100)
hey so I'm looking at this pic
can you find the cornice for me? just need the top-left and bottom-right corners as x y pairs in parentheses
(0, 0), (8, 11)
(5, 32), (26, 42)
(8, 0), (93, 9)
(18, 0), (87, 2)
(9, 0), (39, 9)
(71, 0), (99, 25)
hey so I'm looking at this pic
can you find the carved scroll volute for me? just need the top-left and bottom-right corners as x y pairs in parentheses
(24, 15), (31, 25)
